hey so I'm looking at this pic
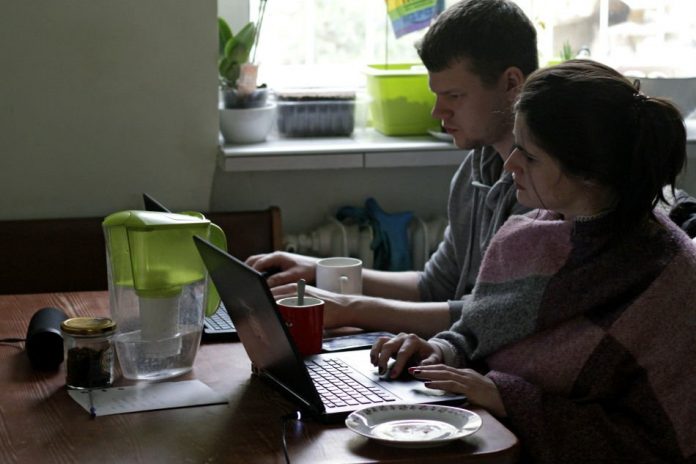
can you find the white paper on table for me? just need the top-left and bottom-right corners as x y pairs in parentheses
(68, 380), (228, 417)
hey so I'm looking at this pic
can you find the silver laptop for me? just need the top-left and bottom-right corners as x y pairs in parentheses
(193, 236), (466, 421)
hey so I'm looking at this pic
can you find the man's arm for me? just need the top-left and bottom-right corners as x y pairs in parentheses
(268, 279), (451, 338)
(361, 268), (421, 301)
(248, 252), (425, 301)
(251, 252), (457, 336)
(324, 291), (451, 338)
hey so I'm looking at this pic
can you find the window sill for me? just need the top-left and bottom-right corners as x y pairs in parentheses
(217, 128), (465, 172)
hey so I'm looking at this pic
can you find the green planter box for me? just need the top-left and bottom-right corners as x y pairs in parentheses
(365, 64), (439, 136)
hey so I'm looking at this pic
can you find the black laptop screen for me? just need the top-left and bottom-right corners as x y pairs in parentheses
(193, 236), (322, 409)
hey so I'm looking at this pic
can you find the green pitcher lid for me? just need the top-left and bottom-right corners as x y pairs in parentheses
(102, 210), (208, 230)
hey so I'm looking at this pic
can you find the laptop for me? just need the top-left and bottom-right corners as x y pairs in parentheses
(141, 193), (237, 339)
(193, 235), (466, 421)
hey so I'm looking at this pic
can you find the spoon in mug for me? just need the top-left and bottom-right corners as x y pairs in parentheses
(297, 278), (306, 306)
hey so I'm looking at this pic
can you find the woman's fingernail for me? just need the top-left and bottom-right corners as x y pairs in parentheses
(424, 381), (432, 387)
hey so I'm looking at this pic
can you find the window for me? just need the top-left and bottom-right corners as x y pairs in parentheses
(529, 0), (696, 77)
(250, 0), (443, 89)
(245, 0), (696, 91)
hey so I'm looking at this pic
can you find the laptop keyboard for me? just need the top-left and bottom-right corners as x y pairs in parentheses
(204, 304), (236, 334)
(306, 358), (397, 408)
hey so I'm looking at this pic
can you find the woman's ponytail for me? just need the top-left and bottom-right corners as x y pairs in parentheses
(616, 93), (686, 227)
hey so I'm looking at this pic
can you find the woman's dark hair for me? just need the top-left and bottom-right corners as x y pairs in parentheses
(516, 59), (686, 229)
(417, 0), (538, 85)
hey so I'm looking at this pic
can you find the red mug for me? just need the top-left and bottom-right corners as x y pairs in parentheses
(276, 296), (324, 356)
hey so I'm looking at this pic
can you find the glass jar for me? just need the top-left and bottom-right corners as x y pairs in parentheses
(60, 317), (117, 389)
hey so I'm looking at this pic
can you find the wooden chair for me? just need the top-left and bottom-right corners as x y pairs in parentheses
(207, 206), (283, 261)
(0, 206), (283, 295)
(0, 217), (108, 294)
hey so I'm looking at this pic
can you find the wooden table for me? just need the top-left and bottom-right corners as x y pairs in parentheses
(0, 292), (519, 463)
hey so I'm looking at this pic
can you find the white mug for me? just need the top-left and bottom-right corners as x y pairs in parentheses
(316, 257), (362, 294)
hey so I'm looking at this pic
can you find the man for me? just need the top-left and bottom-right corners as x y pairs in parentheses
(246, 0), (536, 337)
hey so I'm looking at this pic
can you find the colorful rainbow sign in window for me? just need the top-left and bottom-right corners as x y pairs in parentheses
(385, 0), (445, 38)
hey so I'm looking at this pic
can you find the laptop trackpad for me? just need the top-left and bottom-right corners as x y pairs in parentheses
(319, 350), (463, 403)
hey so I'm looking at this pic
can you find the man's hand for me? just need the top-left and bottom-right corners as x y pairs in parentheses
(246, 251), (319, 288)
(269, 282), (357, 329)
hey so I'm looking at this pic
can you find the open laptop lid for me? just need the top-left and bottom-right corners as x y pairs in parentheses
(193, 236), (325, 414)
(142, 193), (171, 213)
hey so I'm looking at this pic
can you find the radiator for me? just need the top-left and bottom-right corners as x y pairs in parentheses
(283, 216), (447, 271)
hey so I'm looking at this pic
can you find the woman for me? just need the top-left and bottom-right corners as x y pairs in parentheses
(372, 60), (695, 463)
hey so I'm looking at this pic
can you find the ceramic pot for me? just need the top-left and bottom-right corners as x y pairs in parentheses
(219, 103), (276, 144)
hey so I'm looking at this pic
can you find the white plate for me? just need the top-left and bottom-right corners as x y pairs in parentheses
(345, 404), (482, 448)
(427, 129), (454, 142)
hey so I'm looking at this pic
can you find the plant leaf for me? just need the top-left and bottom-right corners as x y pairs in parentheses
(218, 18), (232, 56)
(218, 56), (232, 77)
(235, 21), (257, 52)
(229, 43), (250, 63)
(560, 41), (573, 61)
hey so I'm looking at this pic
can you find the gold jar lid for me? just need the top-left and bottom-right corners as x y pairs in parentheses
(60, 317), (116, 336)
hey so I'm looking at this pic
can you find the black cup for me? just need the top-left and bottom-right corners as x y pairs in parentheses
(26, 307), (68, 371)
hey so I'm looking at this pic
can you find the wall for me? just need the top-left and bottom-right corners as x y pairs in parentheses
(3, 0), (694, 232)
(0, 0), (218, 220)
(210, 164), (458, 234)
(0, 0), (453, 234)
(219, 0), (249, 31)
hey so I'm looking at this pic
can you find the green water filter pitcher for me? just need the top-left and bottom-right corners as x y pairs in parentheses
(102, 210), (226, 380)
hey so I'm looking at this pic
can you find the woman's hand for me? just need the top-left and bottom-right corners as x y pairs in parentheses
(409, 365), (507, 417)
(245, 251), (319, 288)
(369, 333), (443, 379)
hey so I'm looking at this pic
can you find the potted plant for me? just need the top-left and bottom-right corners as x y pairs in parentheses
(218, 15), (275, 144)
(218, 18), (268, 109)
